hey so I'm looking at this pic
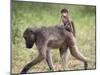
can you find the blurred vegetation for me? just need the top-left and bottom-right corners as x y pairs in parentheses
(12, 1), (96, 74)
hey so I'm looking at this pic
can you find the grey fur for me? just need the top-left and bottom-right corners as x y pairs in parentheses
(21, 25), (88, 74)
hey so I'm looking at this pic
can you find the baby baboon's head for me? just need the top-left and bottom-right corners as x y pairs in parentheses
(23, 28), (35, 48)
(61, 8), (69, 25)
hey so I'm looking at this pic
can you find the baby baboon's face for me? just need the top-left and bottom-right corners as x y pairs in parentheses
(61, 12), (69, 24)
(23, 28), (35, 48)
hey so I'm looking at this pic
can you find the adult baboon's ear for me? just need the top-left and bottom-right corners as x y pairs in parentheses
(30, 29), (34, 34)
(30, 30), (33, 33)
(28, 27), (35, 35)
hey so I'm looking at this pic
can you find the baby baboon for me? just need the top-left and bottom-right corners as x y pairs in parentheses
(59, 9), (76, 69)
(60, 8), (76, 37)
(21, 25), (88, 74)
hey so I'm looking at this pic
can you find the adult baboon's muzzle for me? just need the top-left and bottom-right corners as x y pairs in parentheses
(26, 45), (32, 48)
(26, 42), (34, 49)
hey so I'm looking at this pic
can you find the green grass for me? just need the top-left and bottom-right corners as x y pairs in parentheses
(12, 1), (96, 74)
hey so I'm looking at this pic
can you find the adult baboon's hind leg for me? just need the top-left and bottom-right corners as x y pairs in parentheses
(59, 47), (70, 70)
(68, 37), (88, 70)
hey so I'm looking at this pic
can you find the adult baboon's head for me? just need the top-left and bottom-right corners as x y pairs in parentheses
(23, 28), (35, 48)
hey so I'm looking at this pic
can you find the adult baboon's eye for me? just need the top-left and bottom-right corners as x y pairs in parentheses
(24, 36), (27, 40)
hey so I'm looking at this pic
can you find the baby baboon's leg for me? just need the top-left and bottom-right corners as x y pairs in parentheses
(20, 55), (44, 74)
(68, 37), (88, 69)
(59, 47), (70, 70)
(46, 50), (54, 71)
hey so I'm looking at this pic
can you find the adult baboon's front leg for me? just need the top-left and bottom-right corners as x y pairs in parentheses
(36, 43), (54, 71)
(68, 37), (88, 70)
(46, 50), (54, 71)
(59, 47), (69, 70)
(20, 55), (44, 74)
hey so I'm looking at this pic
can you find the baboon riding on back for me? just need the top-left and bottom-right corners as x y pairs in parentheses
(21, 25), (89, 74)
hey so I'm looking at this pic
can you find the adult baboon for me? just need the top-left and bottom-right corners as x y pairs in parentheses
(21, 25), (88, 74)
